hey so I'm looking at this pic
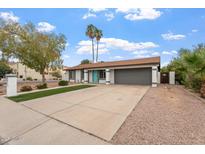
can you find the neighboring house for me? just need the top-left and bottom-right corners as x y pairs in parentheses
(64, 56), (160, 87)
(9, 62), (65, 81)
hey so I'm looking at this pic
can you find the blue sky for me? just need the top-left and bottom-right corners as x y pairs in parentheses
(0, 8), (205, 67)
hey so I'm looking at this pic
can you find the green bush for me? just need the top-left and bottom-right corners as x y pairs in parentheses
(20, 85), (32, 92)
(0, 61), (12, 78)
(36, 83), (47, 89)
(26, 77), (33, 81)
(191, 77), (202, 92)
(58, 80), (68, 86)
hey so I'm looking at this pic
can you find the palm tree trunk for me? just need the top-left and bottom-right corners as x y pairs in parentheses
(96, 41), (99, 62)
(92, 39), (95, 63)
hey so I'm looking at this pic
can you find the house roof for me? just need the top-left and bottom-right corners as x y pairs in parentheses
(64, 56), (160, 71)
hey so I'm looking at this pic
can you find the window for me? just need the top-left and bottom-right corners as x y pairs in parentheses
(99, 70), (106, 79)
(81, 70), (84, 79)
(69, 71), (75, 79)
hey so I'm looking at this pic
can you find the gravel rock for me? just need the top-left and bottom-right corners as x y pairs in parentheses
(111, 85), (205, 144)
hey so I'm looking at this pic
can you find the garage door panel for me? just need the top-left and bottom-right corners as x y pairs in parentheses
(114, 68), (152, 85)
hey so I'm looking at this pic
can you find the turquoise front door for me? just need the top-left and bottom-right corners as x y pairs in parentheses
(92, 70), (99, 83)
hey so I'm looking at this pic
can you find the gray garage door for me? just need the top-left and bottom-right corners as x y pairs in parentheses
(114, 68), (152, 85)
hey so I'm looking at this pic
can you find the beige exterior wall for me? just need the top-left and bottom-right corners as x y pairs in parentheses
(9, 62), (64, 81)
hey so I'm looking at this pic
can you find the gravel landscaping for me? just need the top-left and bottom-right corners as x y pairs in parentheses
(111, 85), (205, 144)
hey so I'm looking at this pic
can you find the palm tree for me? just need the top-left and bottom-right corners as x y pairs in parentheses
(85, 24), (96, 63)
(184, 47), (205, 96)
(95, 28), (103, 62)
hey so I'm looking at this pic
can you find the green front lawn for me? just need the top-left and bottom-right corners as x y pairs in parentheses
(8, 84), (95, 102)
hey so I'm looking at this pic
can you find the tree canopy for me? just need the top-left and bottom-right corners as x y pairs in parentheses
(162, 44), (205, 94)
(81, 59), (91, 64)
(0, 60), (12, 78)
(0, 21), (67, 82)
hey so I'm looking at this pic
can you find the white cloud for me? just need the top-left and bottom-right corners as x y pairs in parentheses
(161, 32), (186, 40)
(113, 56), (123, 59)
(82, 12), (96, 19)
(76, 38), (158, 55)
(0, 12), (19, 23)
(161, 61), (169, 67)
(89, 8), (107, 12)
(162, 50), (177, 55)
(105, 13), (114, 21)
(192, 29), (198, 32)
(62, 54), (70, 59)
(82, 8), (107, 20)
(37, 22), (55, 33)
(134, 54), (150, 58)
(101, 38), (159, 51)
(116, 8), (162, 21)
(133, 50), (160, 58)
(65, 43), (69, 47)
(152, 52), (160, 56)
(77, 40), (109, 54)
(171, 50), (177, 54)
(132, 50), (149, 55)
(162, 51), (172, 55)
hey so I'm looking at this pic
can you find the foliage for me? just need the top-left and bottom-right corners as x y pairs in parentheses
(8, 85), (95, 102)
(85, 24), (103, 63)
(0, 61), (12, 77)
(0, 21), (67, 83)
(36, 83), (47, 89)
(26, 77), (33, 81)
(58, 80), (68, 86)
(20, 85), (32, 92)
(86, 24), (96, 63)
(0, 20), (18, 61)
(95, 28), (103, 62)
(81, 59), (91, 64)
(200, 81), (205, 98)
(51, 70), (62, 79)
(162, 44), (205, 95)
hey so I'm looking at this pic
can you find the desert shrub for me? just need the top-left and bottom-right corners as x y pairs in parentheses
(20, 85), (32, 92)
(34, 78), (38, 81)
(200, 81), (205, 98)
(26, 77), (33, 81)
(51, 71), (62, 79)
(58, 80), (68, 86)
(190, 77), (202, 92)
(36, 83), (47, 89)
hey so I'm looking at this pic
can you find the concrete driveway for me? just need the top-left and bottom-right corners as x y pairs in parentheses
(0, 85), (149, 144)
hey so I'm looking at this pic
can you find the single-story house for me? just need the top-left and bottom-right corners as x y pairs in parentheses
(64, 56), (160, 87)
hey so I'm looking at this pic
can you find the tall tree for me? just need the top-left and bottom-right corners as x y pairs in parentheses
(0, 20), (19, 61)
(81, 59), (91, 64)
(95, 28), (103, 62)
(85, 24), (96, 63)
(1, 22), (66, 83)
